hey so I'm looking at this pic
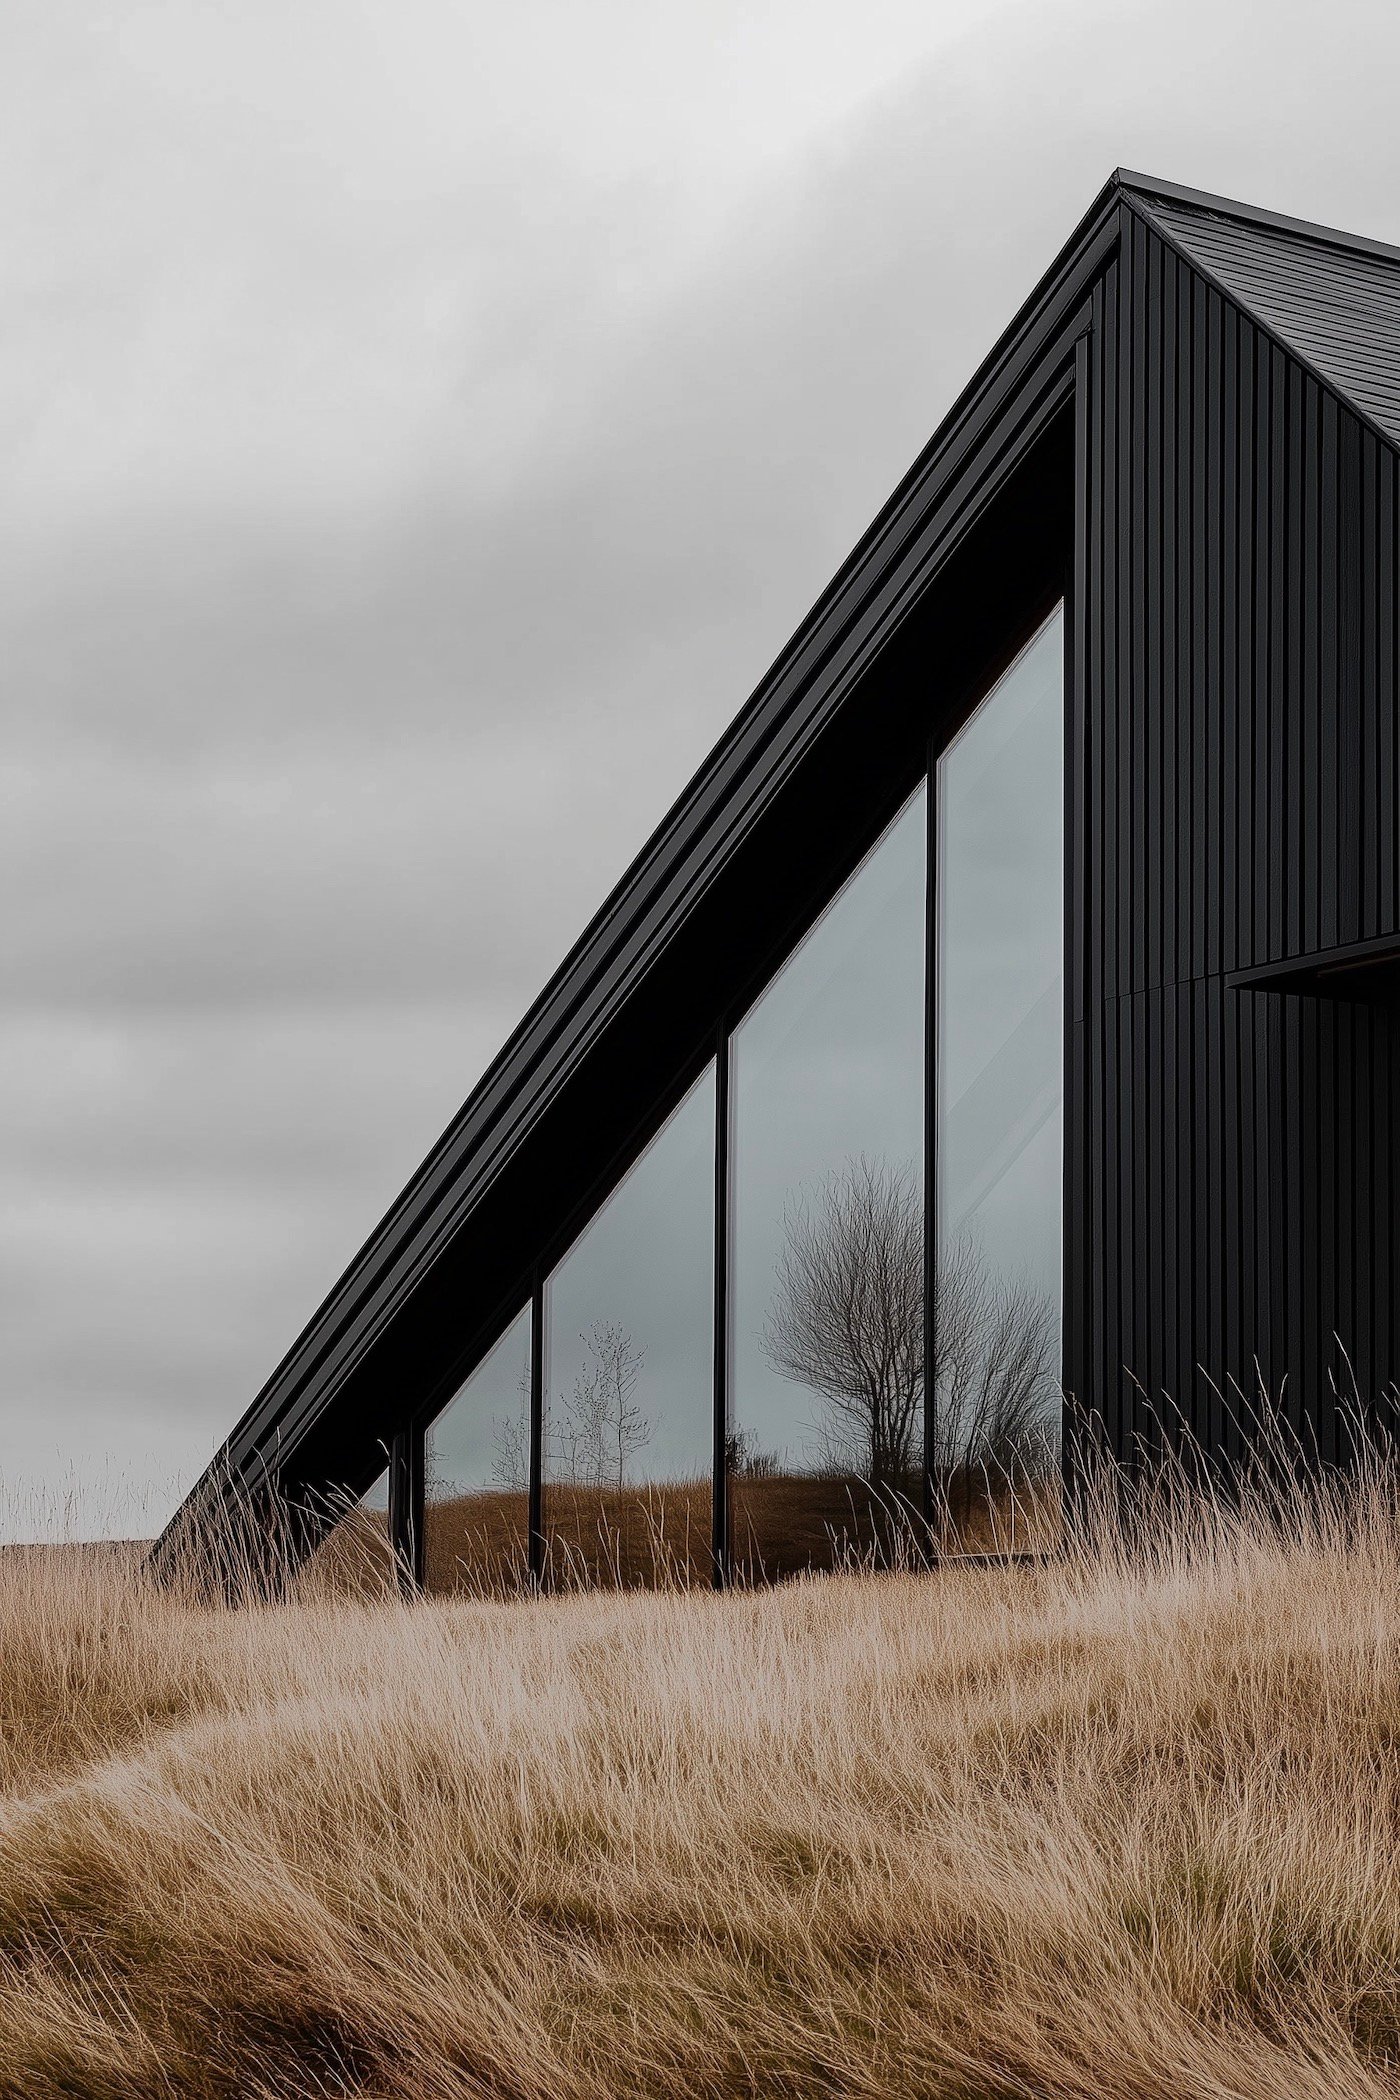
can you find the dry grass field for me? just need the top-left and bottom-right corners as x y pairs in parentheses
(2, 1464), (1400, 2098)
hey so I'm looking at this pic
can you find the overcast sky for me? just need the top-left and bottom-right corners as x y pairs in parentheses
(8, 0), (1400, 1539)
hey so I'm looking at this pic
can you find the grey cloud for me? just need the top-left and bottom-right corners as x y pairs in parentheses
(0, 1006), (515, 1188)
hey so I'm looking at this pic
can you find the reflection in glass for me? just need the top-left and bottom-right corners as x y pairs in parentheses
(935, 608), (1064, 1550)
(423, 1307), (531, 1596)
(729, 787), (926, 1579)
(300, 1466), (395, 1597)
(544, 1066), (714, 1588)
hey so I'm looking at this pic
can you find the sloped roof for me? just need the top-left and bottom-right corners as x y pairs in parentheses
(1123, 171), (1400, 453)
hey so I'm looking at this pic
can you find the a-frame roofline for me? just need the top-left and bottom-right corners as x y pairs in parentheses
(160, 170), (1400, 1546)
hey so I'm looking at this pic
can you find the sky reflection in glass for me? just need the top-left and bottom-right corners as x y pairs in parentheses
(935, 609), (1063, 1526)
(544, 1064), (715, 1587)
(423, 1305), (532, 1594)
(729, 786), (926, 1576)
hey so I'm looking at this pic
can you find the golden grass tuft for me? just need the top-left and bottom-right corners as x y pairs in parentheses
(3, 1462), (1400, 2097)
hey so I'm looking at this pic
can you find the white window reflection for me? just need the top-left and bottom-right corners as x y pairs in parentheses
(935, 607), (1064, 1546)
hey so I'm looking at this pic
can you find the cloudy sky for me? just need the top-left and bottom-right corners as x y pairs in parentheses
(7, 0), (1400, 1538)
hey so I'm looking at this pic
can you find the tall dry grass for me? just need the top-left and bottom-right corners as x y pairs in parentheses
(2, 1455), (1400, 2097)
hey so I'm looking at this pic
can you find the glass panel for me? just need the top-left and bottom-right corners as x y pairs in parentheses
(729, 786), (926, 1580)
(424, 1306), (531, 1596)
(543, 1065), (715, 1588)
(935, 608), (1064, 1551)
(299, 1465), (395, 1597)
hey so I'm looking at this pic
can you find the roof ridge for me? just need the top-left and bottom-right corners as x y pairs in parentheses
(1115, 169), (1400, 273)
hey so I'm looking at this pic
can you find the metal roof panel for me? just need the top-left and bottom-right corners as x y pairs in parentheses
(1123, 178), (1400, 452)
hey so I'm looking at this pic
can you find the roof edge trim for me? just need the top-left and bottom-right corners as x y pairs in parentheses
(1116, 169), (1400, 271)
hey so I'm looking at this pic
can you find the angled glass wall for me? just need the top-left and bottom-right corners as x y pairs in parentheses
(728, 786), (927, 1580)
(390, 617), (1064, 1595)
(935, 608), (1064, 1550)
(543, 1065), (715, 1588)
(423, 1306), (532, 1596)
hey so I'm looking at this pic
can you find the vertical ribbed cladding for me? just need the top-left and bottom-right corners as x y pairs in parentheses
(1071, 206), (1400, 1466)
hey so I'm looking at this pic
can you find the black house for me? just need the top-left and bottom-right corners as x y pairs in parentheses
(163, 172), (1400, 1591)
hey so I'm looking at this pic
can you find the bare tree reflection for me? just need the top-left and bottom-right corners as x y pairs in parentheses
(762, 1157), (922, 1490)
(489, 1361), (532, 1493)
(934, 1234), (1058, 1487)
(758, 1155), (1059, 1559)
(493, 1327), (655, 1496)
(543, 1323), (709, 1589)
(555, 1321), (651, 1489)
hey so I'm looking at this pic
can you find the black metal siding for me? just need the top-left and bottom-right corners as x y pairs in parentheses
(1068, 203), (1400, 1463)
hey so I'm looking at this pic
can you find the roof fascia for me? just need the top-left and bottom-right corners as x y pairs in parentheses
(1121, 183), (1400, 464)
(172, 183), (1123, 1517)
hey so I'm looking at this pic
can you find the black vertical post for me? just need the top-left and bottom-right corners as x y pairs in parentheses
(388, 1427), (423, 1596)
(528, 1272), (546, 1587)
(410, 1428), (425, 1592)
(388, 1434), (409, 1591)
(712, 1021), (732, 1588)
(923, 749), (941, 1561)
(1064, 329), (1092, 1528)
